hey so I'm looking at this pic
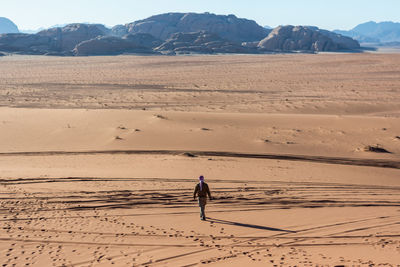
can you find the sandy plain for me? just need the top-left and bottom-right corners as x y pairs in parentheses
(0, 53), (399, 266)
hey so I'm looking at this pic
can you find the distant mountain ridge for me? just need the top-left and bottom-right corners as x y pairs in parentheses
(334, 21), (400, 43)
(0, 12), (360, 56)
(0, 17), (19, 34)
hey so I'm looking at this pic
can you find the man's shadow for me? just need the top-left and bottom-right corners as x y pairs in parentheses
(207, 218), (296, 233)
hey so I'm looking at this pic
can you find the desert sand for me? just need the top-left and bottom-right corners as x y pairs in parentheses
(0, 53), (399, 266)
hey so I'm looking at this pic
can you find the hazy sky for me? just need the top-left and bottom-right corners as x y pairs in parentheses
(2, 0), (399, 31)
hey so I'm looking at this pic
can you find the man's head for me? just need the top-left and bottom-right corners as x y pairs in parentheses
(199, 175), (204, 181)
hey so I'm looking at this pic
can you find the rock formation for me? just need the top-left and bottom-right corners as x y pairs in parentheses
(37, 23), (110, 51)
(73, 35), (157, 56)
(258, 25), (360, 52)
(112, 12), (270, 42)
(0, 14), (361, 55)
(155, 31), (254, 54)
(0, 33), (55, 53)
(0, 23), (110, 54)
(0, 17), (19, 34)
(122, 33), (163, 49)
(310, 27), (360, 50)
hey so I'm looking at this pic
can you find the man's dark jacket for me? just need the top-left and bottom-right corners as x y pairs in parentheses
(193, 182), (212, 199)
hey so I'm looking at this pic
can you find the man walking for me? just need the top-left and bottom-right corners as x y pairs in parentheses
(193, 175), (212, 221)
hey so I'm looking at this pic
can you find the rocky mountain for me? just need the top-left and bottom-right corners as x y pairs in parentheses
(308, 27), (360, 50)
(112, 12), (270, 43)
(0, 23), (110, 54)
(73, 34), (161, 56)
(0, 33), (55, 54)
(0, 13), (360, 56)
(0, 17), (19, 34)
(122, 33), (163, 48)
(258, 25), (360, 52)
(37, 23), (110, 51)
(334, 21), (400, 43)
(155, 31), (254, 54)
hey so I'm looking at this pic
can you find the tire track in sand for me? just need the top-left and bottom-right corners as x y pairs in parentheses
(0, 149), (399, 169)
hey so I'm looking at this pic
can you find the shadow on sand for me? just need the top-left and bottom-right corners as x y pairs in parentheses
(206, 217), (296, 233)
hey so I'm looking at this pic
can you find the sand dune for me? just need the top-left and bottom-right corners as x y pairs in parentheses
(0, 54), (399, 266)
(0, 54), (400, 115)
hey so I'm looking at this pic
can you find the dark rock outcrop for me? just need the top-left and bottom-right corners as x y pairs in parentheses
(122, 33), (163, 48)
(0, 33), (55, 53)
(44, 51), (74, 56)
(364, 145), (391, 153)
(309, 27), (360, 50)
(112, 12), (270, 42)
(258, 25), (360, 52)
(242, 41), (259, 48)
(0, 23), (110, 54)
(73, 35), (157, 56)
(37, 23), (110, 51)
(0, 17), (19, 34)
(155, 31), (253, 54)
(111, 25), (128, 37)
